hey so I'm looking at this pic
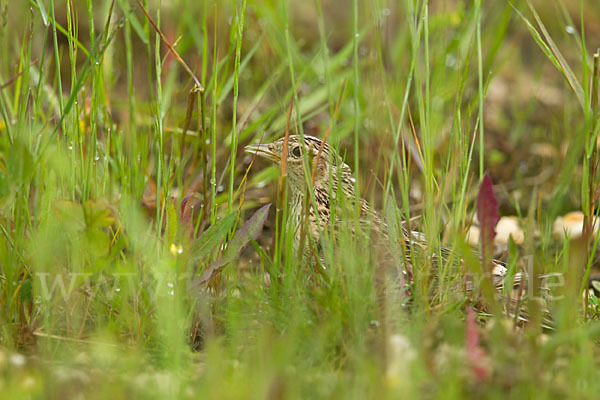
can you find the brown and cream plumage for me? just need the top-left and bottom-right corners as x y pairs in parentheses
(245, 135), (552, 328)
(245, 135), (384, 257)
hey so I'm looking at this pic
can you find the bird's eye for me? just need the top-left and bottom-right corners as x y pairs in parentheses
(291, 146), (301, 157)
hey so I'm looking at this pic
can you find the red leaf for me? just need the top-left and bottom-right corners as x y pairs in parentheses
(466, 308), (490, 380)
(477, 175), (499, 263)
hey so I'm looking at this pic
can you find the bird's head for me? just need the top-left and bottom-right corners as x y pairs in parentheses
(244, 135), (354, 196)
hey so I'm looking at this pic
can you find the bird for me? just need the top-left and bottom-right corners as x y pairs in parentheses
(244, 134), (552, 328)
(244, 134), (383, 260)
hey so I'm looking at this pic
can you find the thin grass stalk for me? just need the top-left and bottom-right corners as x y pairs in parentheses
(283, 0), (308, 260)
(65, 0), (81, 200)
(34, 10), (121, 179)
(33, 19), (49, 120)
(84, 0), (98, 198)
(153, 1), (165, 235)
(180, 87), (198, 192)
(272, 102), (292, 265)
(444, 53), (466, 227)
(198, 0), (209, 228)
(48, 0), (64, 136)
(383, 0), (421, 223)
(282, 1), (330, 269)
(198, 89), (208, 229)
(7, 10), (33, 345)
(227, 0), (246, 215)
(423, 3), (434, 236)
(579, 0), (589, 109)
(16, 11), (33, 129)
(10, 41), (23, 113)
(523, 0), (585, 110)
(454, 32), (476, 229)
(314, 0), (333, 116)
(210, 3), (218, 225)
(140, 1), (154, 112)
(201, 1), (208, 86)
(475, 0), (484, 180)
(15, 11), (34, 274)
(581, 51), (600, 319)
(138, 1), (203, 90)
(124, 17), (138, 194)
(352, 0), (360, 210)
(412, 1), (434, 307)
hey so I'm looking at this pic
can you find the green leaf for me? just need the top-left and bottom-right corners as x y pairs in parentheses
(7, 139), (34, 184)
(188, 211), (238, 265)
(195, 204), (271, 285)
(165, 201), (178, 248)
(0, 170), (9, 198)
(20, 278), (33, 303)
(52, 200), (86, 232)
(220, 203), (271, 264)
(83, 200), (115, 230)
(85, 228), (111, 260)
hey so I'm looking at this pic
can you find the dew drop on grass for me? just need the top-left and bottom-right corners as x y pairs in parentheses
(565, 25), (576, 35)
(355, 33), (360, 38)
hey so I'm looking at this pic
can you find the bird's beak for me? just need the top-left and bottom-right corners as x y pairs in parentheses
(244, 143), (280, 163)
